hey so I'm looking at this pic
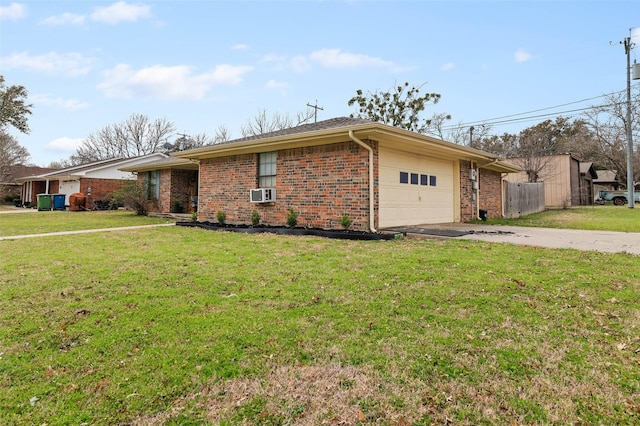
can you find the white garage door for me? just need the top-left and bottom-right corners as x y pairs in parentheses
(59, 180), (80, 205)
(379, 147), (455, 227)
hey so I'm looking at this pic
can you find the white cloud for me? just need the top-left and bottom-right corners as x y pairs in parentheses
(310, 49), (398, 70)
(441, 62), (455, 71)
(1, 52), (95, 77)
(265, 79), (288, 89)
(515, 48), (532, 63)
(42, 12), (86, 26)
(90, 1), (151, 25)
(98, 63), (253, 100)
(31, 94), (90, 111)
(46, 137), (84, 152)
(0, 2), (27, 21)
(290, 55), (312, 73)
(263, 49), (406, 73)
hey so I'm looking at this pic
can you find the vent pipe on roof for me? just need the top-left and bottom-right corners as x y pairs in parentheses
(348, 130), (376, 233)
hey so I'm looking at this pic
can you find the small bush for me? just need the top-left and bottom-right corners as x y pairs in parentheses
(286, 208), (298, 228)
(191, 211), (198, 222)
(110, 181), (148, 215)
(217, 210), (227, 225)
(251, 210), (261, 226)
(339, 214), (353, 230)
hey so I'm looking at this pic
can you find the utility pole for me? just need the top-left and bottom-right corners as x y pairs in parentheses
(306, 100), (323, 123)
(623, 31), (638, 208)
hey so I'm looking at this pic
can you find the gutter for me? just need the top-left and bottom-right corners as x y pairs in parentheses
(348, 130), (376, 233)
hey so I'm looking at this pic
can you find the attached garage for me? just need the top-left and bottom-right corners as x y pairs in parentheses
(379, 147), (456, 227)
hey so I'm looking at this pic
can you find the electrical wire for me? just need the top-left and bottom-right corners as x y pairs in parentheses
(442, 90), (626, 132)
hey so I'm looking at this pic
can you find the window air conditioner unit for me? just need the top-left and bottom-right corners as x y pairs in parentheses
(250, 188), (276, 203)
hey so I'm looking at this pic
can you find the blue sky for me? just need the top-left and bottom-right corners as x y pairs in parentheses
(1, 0), (639, 166)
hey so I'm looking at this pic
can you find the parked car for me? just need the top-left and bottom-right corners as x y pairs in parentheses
(597, 190), (640, 205)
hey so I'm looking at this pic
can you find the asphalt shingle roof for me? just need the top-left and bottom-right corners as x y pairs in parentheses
(219, 116), (373, 145)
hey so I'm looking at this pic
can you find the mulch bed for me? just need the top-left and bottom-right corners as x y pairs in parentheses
(176, 221), (405, 241)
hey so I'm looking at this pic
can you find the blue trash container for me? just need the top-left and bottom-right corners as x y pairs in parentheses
(52, 194), (66, 211)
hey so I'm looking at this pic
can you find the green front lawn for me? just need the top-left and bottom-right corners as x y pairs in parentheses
(1, 225), (638, 425)
(483, 205), (640, 232)
(0, 210), (173, 237)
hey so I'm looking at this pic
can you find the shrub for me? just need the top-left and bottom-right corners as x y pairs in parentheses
(191, 211), (198, 222)
(251, 210), (261, 226)
(339, 214), (353, 230)
(110, 181), (148, 216)
(286, 208), (298, 228)
(217, 210), (227, 225)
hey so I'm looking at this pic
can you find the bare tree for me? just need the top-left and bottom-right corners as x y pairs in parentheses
(169, 132), (212, 152)
(213, 124), (231, 144)
(504, 118), (576, 182)
(579, 88), (640, 188)
(0, 129), (31, 192)
(71, 113), (176, 164)
(240, 108), (314, 137)
(422, 113), (457, 140)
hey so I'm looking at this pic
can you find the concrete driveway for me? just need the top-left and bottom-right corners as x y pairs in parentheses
(385, 223), (640, 255)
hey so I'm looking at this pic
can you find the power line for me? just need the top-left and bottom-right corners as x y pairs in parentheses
(443, 90), (626, 131)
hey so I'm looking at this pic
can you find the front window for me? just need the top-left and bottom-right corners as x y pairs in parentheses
(145, 170), (160, 200)
(259, 152), (276, 188)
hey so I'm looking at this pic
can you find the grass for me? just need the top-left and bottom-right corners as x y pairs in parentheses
(0, 210), (173, 237)
(1, 219), (639, 425)
(482, 205), (640, 232)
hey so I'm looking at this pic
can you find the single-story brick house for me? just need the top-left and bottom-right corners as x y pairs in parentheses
(16, 153), (169, 208)
(1, 165), (59, 200)
(126, 117), (520, 231)
(119, 156), (199, 214)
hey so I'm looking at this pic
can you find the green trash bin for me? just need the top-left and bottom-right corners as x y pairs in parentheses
(37, 194), (52, 211)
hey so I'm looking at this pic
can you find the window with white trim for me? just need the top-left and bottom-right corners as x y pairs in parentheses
(259, 152), (276, 188)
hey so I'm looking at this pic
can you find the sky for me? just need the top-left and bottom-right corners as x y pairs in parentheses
(1, 0), (639, 167)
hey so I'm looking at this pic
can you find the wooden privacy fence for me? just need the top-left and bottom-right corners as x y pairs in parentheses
(503, 181), (545, 218)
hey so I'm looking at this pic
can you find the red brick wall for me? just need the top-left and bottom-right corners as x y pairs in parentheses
(79, 178), (128, 202)
(144, 169), (198, 214)
(25, 181), (59, 205)
(479, 168), (503, 219)
(459, 161), (476, 222)
(198, 140), (375, 231)
(459, 160), (504, 221)
(169, 169), (198, 213)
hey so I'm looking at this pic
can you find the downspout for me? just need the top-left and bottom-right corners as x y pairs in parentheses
(348, 130), (376, 233)
(476, 167), (480, 219)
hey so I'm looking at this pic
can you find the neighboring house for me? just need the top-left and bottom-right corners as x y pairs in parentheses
(16, 153), (170, 207)
(129, 117), (519, 231)
(593, 169), (620, 191)
(1, 165), (58, 199)
(119, 156), (199, 214)
(504, 153), (598, 207)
